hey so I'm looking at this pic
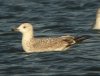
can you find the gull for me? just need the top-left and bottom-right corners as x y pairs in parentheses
(93, 8), (100, 30)
(12, 23), (90, 53)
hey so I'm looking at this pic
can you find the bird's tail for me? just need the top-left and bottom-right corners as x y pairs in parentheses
(74, 35), (91, 43)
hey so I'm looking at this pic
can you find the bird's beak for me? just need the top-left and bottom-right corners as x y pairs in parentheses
(11, 28), (19, 32)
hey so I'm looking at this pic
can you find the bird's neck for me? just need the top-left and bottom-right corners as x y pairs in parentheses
(22, 31), (34, 41)
(22, 31), (35, 53)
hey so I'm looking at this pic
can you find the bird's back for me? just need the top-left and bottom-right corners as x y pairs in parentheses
(30, 36), (75, 51)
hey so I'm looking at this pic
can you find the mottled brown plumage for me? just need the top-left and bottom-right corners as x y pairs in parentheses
(13, 23), (89, 53)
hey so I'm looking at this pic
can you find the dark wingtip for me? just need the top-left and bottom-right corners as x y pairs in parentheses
(79, 35), (92, 39)
(75, 35), (91, 43)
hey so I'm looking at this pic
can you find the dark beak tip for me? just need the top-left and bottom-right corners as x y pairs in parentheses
(11, 28), (15, 31)
(11, 28), (18, 32)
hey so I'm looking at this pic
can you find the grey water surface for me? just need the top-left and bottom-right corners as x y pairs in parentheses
(0, 0), (100, 76)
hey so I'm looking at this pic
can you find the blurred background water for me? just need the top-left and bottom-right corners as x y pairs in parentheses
(0, 0), (100, 76)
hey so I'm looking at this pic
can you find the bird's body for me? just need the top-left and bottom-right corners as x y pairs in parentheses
(22, 36), (75, 53)
(12, 23), (89, 53)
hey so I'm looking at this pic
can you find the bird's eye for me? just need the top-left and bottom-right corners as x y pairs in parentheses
(23, 26), (26, 28)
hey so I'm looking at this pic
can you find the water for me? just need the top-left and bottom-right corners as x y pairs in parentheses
(0, 0), (100, 76)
